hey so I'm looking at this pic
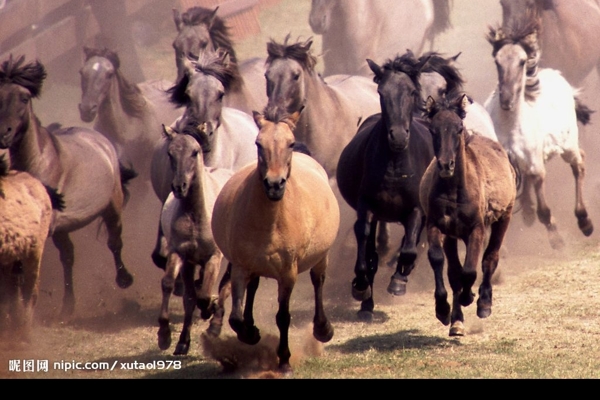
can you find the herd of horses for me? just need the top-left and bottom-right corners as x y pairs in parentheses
(1, 1), (600, 374)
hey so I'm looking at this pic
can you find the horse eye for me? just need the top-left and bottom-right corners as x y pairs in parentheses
(293, 73), (300, 81)
(519, 59), (526, 67)
(218, 92), (224, 101)
(192, 150), (199, 158)
(20, 95), (30, 104)
(289, 142), (296, 149)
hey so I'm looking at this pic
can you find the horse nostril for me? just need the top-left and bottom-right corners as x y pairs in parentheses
(449, 160), (455, 170)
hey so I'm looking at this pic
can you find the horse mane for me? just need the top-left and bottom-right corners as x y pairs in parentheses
(378, 51), (425, 112)
(167, 50), (236, 108)
(266, 34), (317, 72)
(83, 47), (147, 119)
(0, 55), (46, 97)
(420, 51), (465, 94)
(487, 13), (541, 102)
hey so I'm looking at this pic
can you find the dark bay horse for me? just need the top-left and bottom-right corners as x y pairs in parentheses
(0, 55), (136, 317)
(500, 0), (600, 86)
(212, 110), (339, 374)
(336, 52), (434, 320)
(420, 92), (517, 336)
(171, 6), (266, 114)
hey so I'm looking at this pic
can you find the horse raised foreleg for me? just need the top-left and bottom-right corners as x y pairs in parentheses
(101, 204), (134, 289)
(207, 262), (232, 337)
(427, 226), (450, 325)
(531, 173), (564, 249)
(565, 149), (593, 236)
(151, 221), (184, 296)
(520, 175), (536, 227)
(352, 203), (376, 304)
(174, 262), (196, 355)
(310, 257), (334, 343)
(276, 276), (295, 374)
(443, 237), (465, 336)
(388, 208), (424, 296)
(195, 252), (222, 320)
(478, 214), (511, 319)
(52, 231), (75, 318)
(458, 226), (484, 308)
(158, 253), (182, 351)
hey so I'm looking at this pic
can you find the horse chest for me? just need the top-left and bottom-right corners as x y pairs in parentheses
(170, 213), (214, 259)
(430, 197), (479, 238)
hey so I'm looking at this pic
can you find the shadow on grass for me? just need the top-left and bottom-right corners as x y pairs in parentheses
(330, 329), (459, 353)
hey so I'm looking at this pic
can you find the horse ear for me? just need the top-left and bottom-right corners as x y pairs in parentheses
(449, 52), (462, 63)
(253, 111), (266, 129)
(459, 94), (471, 113)
(173, 8), (182, 31)
(301, 37), (314, 51)
(208, 7), (220, 29)
(285, 109), (302, 129)
(425, 96), (436, 115)
(162, 124), (176, 139)
(182, 55), (196, 76)
(367, 59), (383, 80)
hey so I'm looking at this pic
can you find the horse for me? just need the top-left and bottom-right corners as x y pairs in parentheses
(0, 55), (137, 317)
(500, 0), (600, 86)
(419, 92), (517, 336)
(0, 156), (58, 340)
(484, 18), (594, 249)
(419, 52), (498, 141)
(336, 52), (434, 320)
(171, 6), (267, 114)
(156, 124), (233, 356)
(150, 50), (258, 270)
(211, 111), (340, 374)
(263, 35), (380, 178)
(308, 0), (453, 77)
(78, 46), (182, 183)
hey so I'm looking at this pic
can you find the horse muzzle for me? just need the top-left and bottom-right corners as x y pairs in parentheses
(438, 160), (455, 178)
(78, 103), (97, 123)
(263, 178), (286, 201)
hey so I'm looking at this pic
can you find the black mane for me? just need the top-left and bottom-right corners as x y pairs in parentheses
(0, 55), (46, 97)
(266, 35), (317, 72)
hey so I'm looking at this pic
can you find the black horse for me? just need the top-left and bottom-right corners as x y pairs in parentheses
(336, 51), (434, 320)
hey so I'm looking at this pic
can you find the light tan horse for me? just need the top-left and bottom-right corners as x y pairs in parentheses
(0, 156), (54, 341)
(211, 110), (340, 374)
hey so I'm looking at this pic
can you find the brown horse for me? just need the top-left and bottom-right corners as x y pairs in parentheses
(420, 92), (517, 337)
(211, 110), (339, 374)
(0, 156), (55, 340)
(157, 125), (233, 356)
(0, 55), (136, 317)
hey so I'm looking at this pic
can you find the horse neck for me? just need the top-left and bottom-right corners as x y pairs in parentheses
(297, 71), (338, 139)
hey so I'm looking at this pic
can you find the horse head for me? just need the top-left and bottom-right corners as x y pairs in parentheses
(0, 55), (46, 149)
(367, 51), (427, 151)
(419, 52), (464, 103)
(163, 124), (204, 199)
(424, 92), (469, 179)
(78, 47), (118, 123)
(253, 109), (302, 201)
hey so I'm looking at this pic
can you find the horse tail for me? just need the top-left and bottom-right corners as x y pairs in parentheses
(119, 162), (138, 206)
(575, 97), (594, 126)
(44, 185), (65, 211)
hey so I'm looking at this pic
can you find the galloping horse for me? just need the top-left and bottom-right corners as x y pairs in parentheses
(263, 35), (380, 178)
(308, 0), (453, 77)
(78, 47), (181, 183)
(171, 6), (266, 114)
(500, 0), (600, 86)
(420, 92), (517, 336)
(0, 55), (137, 317)
(484, 18), (594, 249)
(150, 50), (257, 269)
(157, 125), (233, 355)
(211, 111), (340, 374)
(0, 156), (56, 340)
(336, 52), (434, 320)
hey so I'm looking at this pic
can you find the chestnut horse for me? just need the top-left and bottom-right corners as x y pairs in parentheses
(211, 111), (340, 374)
(420, 92), (517, 337)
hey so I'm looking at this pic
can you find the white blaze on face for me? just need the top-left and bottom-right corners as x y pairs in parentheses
(92, 62), (100, 71)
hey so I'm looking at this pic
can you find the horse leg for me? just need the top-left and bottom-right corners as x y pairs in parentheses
(351, 202), (376, 302)
(52, 231), (76, 318)
(458, 225), (484, 308)
(228, 269), (261, 345)
(376, 221), (391, 257)
(276, 275), (296, 374)
(427, 226), (450, 325)
(157, 253), (182, 351)
(311, 257), (334, 343)
(520, 175), (536, 227)
(18, 255), (40, 341)
(207, 262), (232, 337)
(151, 221), (183, 296)
(563, 149), (593, 236)
(388, 208), (424, 296)
(195, 252), (222, 320)
(101, 203), (134, 289)
(444, 237), (465, 336)
(174, 262), (196, 355)
(530, 173), (564, 249)
(358, 218), (379, 321)
(478, 214), (512, 319)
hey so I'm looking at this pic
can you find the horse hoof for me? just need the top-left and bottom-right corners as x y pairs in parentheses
(206, 321), (222, 337)
(279, 363), (294, 376)
(578, 218), (594, 237)
(387, 274), (407, 296)
(313, 320), (334, 343)
(449, 321), (465, 337)
(351, 278), (372, 301)
(151, 252), (167, 270)
(173, 342), (189, 356)
(157, 329), (172, 350)
(477, 305), (492, 319)
(230, 319), (261, 345)
(459, 290), (475, 307)
(357, 310), (374, 322)
(116, 269), (134, 289)
(436, 302), (451, 326)
(549, 232), (565, 250)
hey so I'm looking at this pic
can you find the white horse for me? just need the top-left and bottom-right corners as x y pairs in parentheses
(484, 19), (594, 249)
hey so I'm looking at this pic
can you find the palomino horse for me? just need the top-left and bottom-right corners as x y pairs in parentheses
(157, 125), (233, 356)
(171, 6), (266, 114)
(484, 18), (594, 249)
(308, 0), (453, 77)
(419, 52), (498, 141)
(78, 47), (181, 183)
(0, 156), (57, 340)
(0, 55), (137, 317)
(420, 92), (517, 337)
(263, 35), (380, 178)
(500, 0), (600, 86)
(211, 111), (340, 374)
(336, 52), (434, 320)
(150, 50), (257, 269)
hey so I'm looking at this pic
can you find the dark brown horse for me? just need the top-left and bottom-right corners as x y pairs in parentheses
(420, 91), (517, 336)
(0, 55), (136, 317)
(336, 51), (434, 320)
